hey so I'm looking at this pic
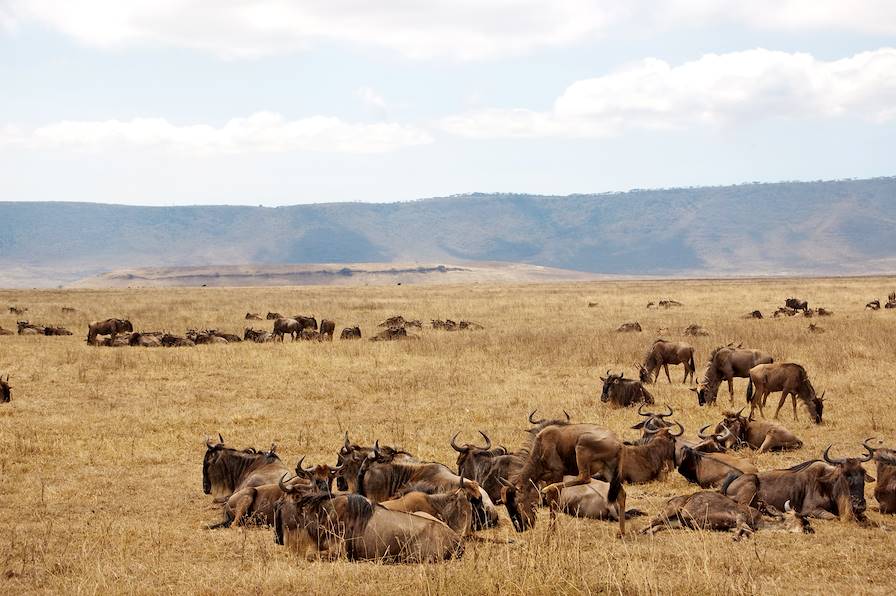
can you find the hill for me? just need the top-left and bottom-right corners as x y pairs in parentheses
(1, 177), (894, 286)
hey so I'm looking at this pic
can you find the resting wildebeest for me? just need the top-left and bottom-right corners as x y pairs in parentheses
(692, 346), (774, 406)
(555, 476), (644, 521)
(243, 328), (275, 343)
(334, 433), (415, 493)
(616, 321), (642, 333)
(723, 444), (874, 522)
(17, 321), (44, 335)
(202, 436), (289, 502)
(774, 307), (798, 317)
(864, 438), (896, 514)
(293, 456), (343, 493)
(207, 473), (311, 529)
(677, 441), (758, 488)
(274, 492), (464, 563)
(245, 312), (262, 320)
(266, 312), (283, 320)
(186, 330), (227, 345)
(210, 330), (241, 342)
(746, 363), (824, 423)
(43, 326), (73, 336)
(866, 300), (881, 310)
(744, 310), (763, 319)
(629, 404), (676, 442)
(8, 306), (26, 315)
(370, 326), (410, 341)
(683, 323), (710, 336)
(785, 297), (809, 312)
(340, 326), (362, 340)
(380, 484), (474, 536)
(0, 326), (13, 335)
(128, 332), (162, 347)
(160, 333), (194, 347)
(1, 374), (10, 403)
(87, 318), (133, 344)
(600, 371), (655, 407)
(452, 431), (521, 505)
(639, 339), (696, 384)
(272, 317), (301, 341)
(713, 408), (802, 453)
(500, 423), (627, 535)
(319, 319), (335, 340)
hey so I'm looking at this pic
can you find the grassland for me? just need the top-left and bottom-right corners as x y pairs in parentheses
(1, 277), (895, 595)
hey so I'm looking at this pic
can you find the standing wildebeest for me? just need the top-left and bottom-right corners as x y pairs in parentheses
(713, 408), (802, 453)
(319, 319), (336, 340)
(500, 423), (627, 535)
(293, 315), (318, 331)
(452, 431), (521, 505)
(692, 346), (773, 406)
(1, 375), (10, 403)
(887, 292), (896, 309)
(87, 318), (133, 344)
(639, 339), (696, 384)
(600, 371), (655, 407)
(864, 438), (896, 514)
(723, 445), (874, 522)
(746, 363), (824, 423)
(272, 317), (301, 341)
(274, 492), (464, 563)
(202, 436), (289, 503)
(785, 297), (809, 312)
(340, 326), (362, 340)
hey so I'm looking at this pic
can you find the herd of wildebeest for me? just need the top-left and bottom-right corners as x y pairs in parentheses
(2, 295), (896, 564)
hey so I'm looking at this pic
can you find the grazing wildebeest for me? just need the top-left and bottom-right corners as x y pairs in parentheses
(500, 423), (627, 535)
(87, 318), (133, 343)
(380, 484), (474, 536)
(266, 312), (283, 320)
(340, 326), (362, 340)
(785, 297), (809, 312)
(272, 317), (301, 341)
(319, 319), (335, 340)
(556, 476), (644, 521)
(129, 332), (162, 347)
(692, 346), (774, 406)
(746, 363), (824, 423)
(599, 371), (655, 407)
(677, 442), (758, 488)
(616, 321), (642, 333)
(1, 375), (10, 403)
(293, 315), (318, 331)
(865, 300), (881, 310)
(639, 339), (696, 384)
(713, 409), (802, 454)
(274, 492), (464, 563)
(452, 431), (522, 505)
(243, 328), (275, 343)
(202, 436), (289, 503)
(723, 444), (874, 522)
(864, 438), (896, 514)
(245, 312), (262, 320)
(160, 333), (194, 347)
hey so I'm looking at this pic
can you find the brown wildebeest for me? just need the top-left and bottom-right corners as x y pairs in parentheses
(744, 310), (763, 319)
(202, 436), (289, 503)
(293, 456), (343, 494)
(274, 492), (464, 563)
(556, 475), (644, 521)
(722, 445), (874, 522)
(452, 431), (522, 505)
(186, 330), (227, 345)
(243, 328), (274, 343)
(865, 300), (881, 310)
(380, 484), (474, 536)
(210, 330), (241, 342)
(629, 404), (676, 443)
(500, 423), (627, 535)
(160, 334), (194, 347)
(43, 326), (73, 336)
(245, 312), (262, 320)
(340, 326), (362, 340)
(8, 306), (27, 315)
(807, 323), (824, 333)
(816, 307), (833, 316)
(887, 292), (896, 309)
(272, 317), (301, 341)
(683, 323), (709, 336)
(333, 433), (415, 493)
(129, 332), (162, 347)
(370, 326), (410, 341)
(266, 312), (282, 320)
(1, 374), (10, 403)
(61, 306), (77, 314)
(379, 315), (422, 328)
(207, 474), (311, 529)
(0, 326), (13, 335)
(616, 321), (641, 333)
(676, 442), (758, 488)
(319, 319), (335, 340)
(692, 346), (774, 406)
(785, 297), (809, 312)
(292, 315), (318, 330)
(774, 306), (798, 317)
(17, 321), (44, 335)
(864, 438), (896, 514)
(713, 408), (802, 454)
(620, 424), (684, 484)
(298, 329), (321, 341)
(459, 320), (484, 330)
(87, 318), (133, 343)
(658, 299), (682, 308)
(639, 339), (696, 384)
(599, 371), (655, 407)
(746, 363), (824, 423)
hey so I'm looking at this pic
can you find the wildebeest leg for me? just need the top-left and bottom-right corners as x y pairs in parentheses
(773, 392), (788, 419)
(727, 378), (734, 404)
(756, 434), (776, 455)
(663, 364), (672, 384)
(791, 394), (799, 420)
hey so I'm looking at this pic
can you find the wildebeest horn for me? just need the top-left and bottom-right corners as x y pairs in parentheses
(658, 404), (673, 418)
(860, 442), (874, 462)
(218, 433), (224, 444)
(823, 445), (844, 465)
(637, 404), (652, 417)
(344, 431), (351, 449)
(497, 445), (509, 455)
(373, 440), (382, 459)
(528, 410), (544, 425)
(563, 410), (571, 422)
(784, 500), (792, 513)
(735, 407), (745, 418)
(329, 461), (344, 473)
(863, 438), (880, 453)
(278, 473), (297, 494)
(297, 456), (314, 473)
(819, 390), (826, 401)
(477, 430), (492, 450)
(268, 443), (277, 456)
(669, 421), (684, 437)
(606, 369), (610, 378)
(619, 372), (624, 380)
(450, 432), (469, 453)
(698, 424), (712, 439)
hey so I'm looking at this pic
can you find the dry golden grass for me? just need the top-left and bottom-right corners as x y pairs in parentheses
(1, 277), (896, 595)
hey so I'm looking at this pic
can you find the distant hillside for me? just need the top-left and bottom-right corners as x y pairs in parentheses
(1, 177), (895, 287)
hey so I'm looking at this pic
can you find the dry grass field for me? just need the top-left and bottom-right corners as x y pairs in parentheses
(1, 277), (895, 595)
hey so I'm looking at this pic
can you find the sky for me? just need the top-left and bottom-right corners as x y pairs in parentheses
(1, 1), (894, 206)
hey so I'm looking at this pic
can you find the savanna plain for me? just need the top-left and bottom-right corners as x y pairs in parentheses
(1, 277), (895, 595)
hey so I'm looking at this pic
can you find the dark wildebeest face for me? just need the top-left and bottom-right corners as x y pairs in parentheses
(294, 456), (343, 493)
(638, 364), (651, 384)
(599, 371), (623, 403)
(500, 478), (540, 532)
(823, 445), (874, 517)
(451, 430), (501, 473)
(0, 375), (10, 403)
(631, 404), (674, 440)
(802, 384), (825, 424)
(334, 434), (410, 492)
(202, 434), (226, 494)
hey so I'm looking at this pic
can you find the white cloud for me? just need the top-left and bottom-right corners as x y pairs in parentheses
(356, 86), (388, 114)
(0, 112), (433, 154)
(441, 48), (896, 138)
(3, 1), (895, 60)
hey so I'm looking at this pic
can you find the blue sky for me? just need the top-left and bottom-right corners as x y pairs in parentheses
(1, 1), (894, 205)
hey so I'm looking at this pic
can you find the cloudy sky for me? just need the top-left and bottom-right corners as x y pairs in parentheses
(2, 1), (894, 205)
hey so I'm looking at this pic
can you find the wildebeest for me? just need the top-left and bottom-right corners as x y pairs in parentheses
(370, 326), (410, 341)
(677, 442), (758, 488)
(129, 332), (162, 347)
(333, 433), (416, 493)
(887, 292), (896, 309)
(0, 326), (13, 335)
(713, 408), (803, 453)
(298, 329), (321, 341)
(243, 328), (275, 343)
(658, 299), (683, 308)
(774, 306), (799, 317)
(87, 318), (133, 343)
(816, 307), (833, 316)
(692, 346), (774, 406)
(8, 306), (27, 315)
(785, 297), (809, 312)
(553, 476), (644, 521)
(293, 315), (318, 331)
(723, 444), (874, 522)
(744, 310), (763, 319)
(202, 436), (289, 503)
(17, 321), (44, 335)
(379, 315), (422, 329)
(186, 329), (227, 345)
(43, 325), (73, 336)
(272, 317), (301, 341)
(629, 404), (676, 441)
(458, 320), (484, 330)
(746, 362), (824, 423)
(61, 306), (77, 314)
(266, 312), (283, 320)
(160, 333), (195, 347)
(1, 375), (10, 403)
(340, 326), (362, 340)
(501, 423), (627, 535)
(600, 371), (655, 407)
(431, 319), (458, 330)
(683, 323), (710, 336)
(864, 438), (896, 514)
(616, 321), (642, 333)
(210, 330), (242, 342)
(293, 456), (343, 494)
(620, 424), (683, 483)
(274, 492), (464, 563)
(380, 485), (474, 536)
(807, 323), (824, 333)
(865, 300), (881, 310)
(639, 339), (696, 384)
(245, 312), (262, 320)
(207, 474), (310, 529)
(452, 431), (521, 505)
(319, 319), (336, 340)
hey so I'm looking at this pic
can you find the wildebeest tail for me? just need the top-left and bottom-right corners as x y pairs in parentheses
(688, 352), (695, 375)
(607, 458), (624, 503)
(745, 379), (753, 404)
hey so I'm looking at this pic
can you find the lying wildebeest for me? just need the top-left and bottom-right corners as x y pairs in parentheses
(557, 476), (644, 521)
(274, 492), (464, 563)
(713, 408), (802, 453)
(319, 319), (335, 340)
(658, 299), (683, 308)
(639, 339), (696, 384)
(616, 321), (641, 333)
(866, 300), (881, 310)
(459, 320), (484, 330)
(0, 326), (13, 335)
(334, 433), (415, 493)
(1, 374), (10, 403)
(272, 317), (301, 341)
(785, 297), (809, 312)
(641, 490), (811, 539)
(501, 423), (627, 535)
(746, 362), (824, 423)
(677, 441), (758, 488)
(807, 323), (824, 333)
(816, 307), (833, 316)
(298, 329), (321, 341)
(340, 326), (362, 340)
(292, 315), (318, 331)
(210, 330), (241, 342)
(774, 306), (798, 317)
(293, 456), (343, 493)
(43, 326), (73, 336)
(683, 323), (710, 336)
(207, 473), (311, 529)
(370, 326), (411, 341)
(8, 306), (27, 315)
(160, 333), (194, 347)
(692, 345), (774, 406)
(864, 438), (896, 514)
(245, 312), (262, 320)
(129, 332), (161, 347)
(723, 444), (874, 522)
(17, 321), (44, 335)
(186, 329), (227, 345)
(380, 483), (474, 536)
(630, 404), (676, 442)
(243, 328), (275, 343)
(600, 371), (655, 407)
(202, 436), (289, 503)
(266, 312), (282, 320)
(87, 318), (133, 343)
(620, 424), (683, 483)
(61, 306), (77, 314)
(379, 315), (422, 328)
(452, 431), (521, 505)
(431, 319), (459, 330)
(744, 310), (763, 319)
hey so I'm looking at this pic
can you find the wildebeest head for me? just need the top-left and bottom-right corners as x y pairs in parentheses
(631, 403), (674, 435)
(599, 370), (623, 403)
(202, 434), (226, 494)
(451, 430), (504, 470)
(690, 378), (720, 407)
(334, 433), (411, 492)
(0, 374), (10, 403)
(294, 456), (343, 493)
(799, 376), (824, 424)
(499, 477), (540, 532)
(714, 409), (748, 449)
(637, 364), (652, 383)
(823, 444), (874, 517)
